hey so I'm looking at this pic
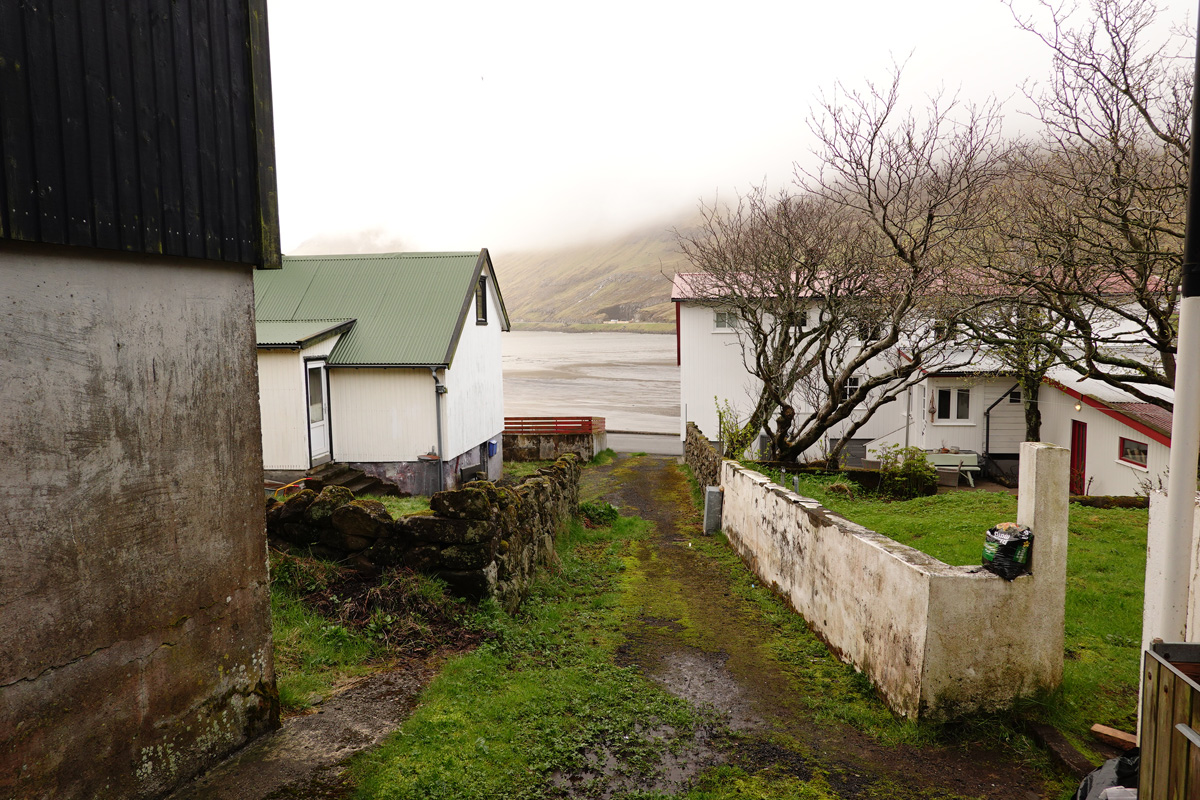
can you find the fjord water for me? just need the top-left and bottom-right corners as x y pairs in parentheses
(502, 331), (679, 434)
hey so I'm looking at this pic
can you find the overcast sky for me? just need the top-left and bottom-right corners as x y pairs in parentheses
(267, 0), (1196, 257)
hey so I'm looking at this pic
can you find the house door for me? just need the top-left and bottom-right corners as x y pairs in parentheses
(1069, 420), (1087, 495)
(307, 361), (330, 464)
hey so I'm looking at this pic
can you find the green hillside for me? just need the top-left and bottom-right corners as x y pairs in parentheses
(493, 219), (694, 324)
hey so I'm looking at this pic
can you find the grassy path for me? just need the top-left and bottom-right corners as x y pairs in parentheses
(345, 454), (1074, 798)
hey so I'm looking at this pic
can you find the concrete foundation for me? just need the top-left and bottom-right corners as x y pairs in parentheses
(0, 244), (277, 798)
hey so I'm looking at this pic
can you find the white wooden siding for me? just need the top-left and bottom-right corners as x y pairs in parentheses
(258, 349), (310, 470)
(679, 302), (761, 440)
(328, 368), (436, 462)
(678, 301), (913, 451)
(1039, 385), (1169, 496)
(443, 269), (505, 456)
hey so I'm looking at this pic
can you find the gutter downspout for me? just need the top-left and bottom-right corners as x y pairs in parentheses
(431, 367), (446, 492)
(903, 387), (912, 449)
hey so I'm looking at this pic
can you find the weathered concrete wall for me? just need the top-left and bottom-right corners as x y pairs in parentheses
(719, 442), (1068, 719)
(503, 431), (606, 462)
(684, 423), (722, 490)
(267, 454), (581, 612)
(0, 243), (278, 799)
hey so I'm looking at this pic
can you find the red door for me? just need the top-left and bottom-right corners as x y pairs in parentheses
(1069, 420), (1087, 495)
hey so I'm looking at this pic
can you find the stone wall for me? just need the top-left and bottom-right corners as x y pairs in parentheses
(684, 423), (723, 490)
(719, 442), (1069, 720)
(504, 431), (607, 462)
(267, 454), (582, 612)
(1, 246), (277, 799)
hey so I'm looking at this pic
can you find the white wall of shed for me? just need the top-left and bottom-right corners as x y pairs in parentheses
(1039, 386), (1168, 496)
(329, 368), (436, 462)
(443, 272), (505, 456)
(257, 335), (343, 470)
(257, 349), (309, 470)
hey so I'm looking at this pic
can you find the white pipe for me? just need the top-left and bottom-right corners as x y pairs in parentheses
(1157, 295), (1200, 640)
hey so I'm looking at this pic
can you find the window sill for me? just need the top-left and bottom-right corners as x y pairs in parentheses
(932, 420), (975, 427)
(711, 329), (737, 334)
(476, 320), (488, 326)
(1116, 458), (1149, 472)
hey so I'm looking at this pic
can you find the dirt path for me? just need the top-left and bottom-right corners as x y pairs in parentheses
(165, 659), (434, 800)
(586, 454), (1052, 800)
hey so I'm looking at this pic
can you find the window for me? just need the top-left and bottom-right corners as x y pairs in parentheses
(1118, 437), (1148, 467)
(1008, 390), (1022, 404)
(842, 376), (861, 402)
(936, 387), (971, 421)
(714, 310), (737, 329)
(795, 309), (809, 329)
(475, 277), (488, 324)
(856, 321), (883, 341)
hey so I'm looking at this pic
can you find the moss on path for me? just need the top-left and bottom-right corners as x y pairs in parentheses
(585, 454), (1070, 799)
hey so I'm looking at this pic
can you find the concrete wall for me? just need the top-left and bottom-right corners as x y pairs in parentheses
(503, 431), (607, 462)
(0, 243), (277, 799)
(719, 442), (1068, 719)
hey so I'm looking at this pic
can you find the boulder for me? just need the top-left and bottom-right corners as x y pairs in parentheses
(331, 499), (393, 540)
(430, 486), (493, 521)
(407, 515), (493, 545)
(437, 540), (497, 571)
(305, 485), (355, 527)
(274, 489), (316, 526)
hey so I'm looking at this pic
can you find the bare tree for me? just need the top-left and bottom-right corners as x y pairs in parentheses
(1000, 0), (1190, 409)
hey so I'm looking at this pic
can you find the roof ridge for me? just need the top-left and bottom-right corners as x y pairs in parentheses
(283, 251), (480, 260)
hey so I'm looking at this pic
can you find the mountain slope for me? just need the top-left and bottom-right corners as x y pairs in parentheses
(494, 219), (694, 324)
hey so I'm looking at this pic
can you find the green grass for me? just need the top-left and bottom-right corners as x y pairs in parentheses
(360, 493), (431, 518)
(749, 464), (1147, 759)
(271, 587), (382, 711)
(350, 517), (709, 799)
(502, 459), (555, 481)
(589, 447), (617, 466)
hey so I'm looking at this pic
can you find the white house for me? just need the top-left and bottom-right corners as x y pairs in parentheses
(254, 250), (510, 494)
(861, 362), (1172, 496)
(673, 273), (916, 462)
(674, 271), (1172, 496)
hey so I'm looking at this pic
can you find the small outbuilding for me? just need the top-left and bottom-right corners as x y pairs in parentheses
(255, 250), (510, 494)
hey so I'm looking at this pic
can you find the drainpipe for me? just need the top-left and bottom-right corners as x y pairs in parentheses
(903, 387), (911, 449)
(431, 367), (447, 492)
(1150, 10), (1200, 644)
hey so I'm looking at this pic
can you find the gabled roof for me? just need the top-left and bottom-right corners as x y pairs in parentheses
(256, 319), (355, 349)
(254, 250), (510, 367)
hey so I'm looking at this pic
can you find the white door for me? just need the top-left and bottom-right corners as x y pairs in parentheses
(307, 361), (330, 463)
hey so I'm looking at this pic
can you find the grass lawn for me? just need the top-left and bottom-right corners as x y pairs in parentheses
(359, 493), (431, 518)
(750, 464), (1147, 757)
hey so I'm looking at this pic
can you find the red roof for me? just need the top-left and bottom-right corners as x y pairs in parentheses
(1110, 402), (1173, 437)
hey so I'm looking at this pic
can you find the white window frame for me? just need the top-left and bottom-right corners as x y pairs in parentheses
(1118, 436), (1148, 469)
(842, 375), (861, 403)
(713, 310), (738, 331)
(935, 387), (972, 423)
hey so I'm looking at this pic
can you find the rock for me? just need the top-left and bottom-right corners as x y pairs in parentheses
(407, 516), (493, 545)
(280, 522), (321, 547)
(275, 489), (317, 526)
(331, 499), (392, 540)
(437, 540), (497, 570)
(305, 485), (356, 527)
(400, 543), (442, 571)
(430, 486), (493, 521)
(434, 562), (498, 602)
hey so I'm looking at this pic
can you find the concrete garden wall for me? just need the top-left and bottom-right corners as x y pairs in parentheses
(503, 431), (607, 462)
(719, 442), (1069, 719)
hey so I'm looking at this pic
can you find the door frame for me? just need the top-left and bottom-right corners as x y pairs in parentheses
(305, 358), (331, 466)
(1069, 419), (1087, 495)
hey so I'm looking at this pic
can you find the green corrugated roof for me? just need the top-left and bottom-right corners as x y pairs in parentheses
(253, 251), (508, 366)
(256, 319), (355, 347)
